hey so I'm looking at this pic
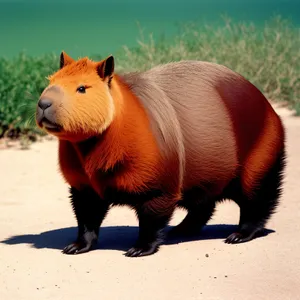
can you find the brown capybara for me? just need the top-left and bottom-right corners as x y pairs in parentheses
(35, 51), (286, 257)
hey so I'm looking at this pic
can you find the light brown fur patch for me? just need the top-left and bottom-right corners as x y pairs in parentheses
(122, 61), (240, 195)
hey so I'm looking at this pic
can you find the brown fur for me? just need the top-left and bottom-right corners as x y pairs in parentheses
(122, 62), (241, 196)
(35, 53), (285, 257)
(121, 61), (285, 197)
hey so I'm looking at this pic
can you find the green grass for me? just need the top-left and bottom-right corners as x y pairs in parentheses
(0, 15), (299, 139)
(0, 53), (58, 139)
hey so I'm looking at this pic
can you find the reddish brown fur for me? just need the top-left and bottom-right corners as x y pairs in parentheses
(216, 73), (285, 196)
(36, 53), (285, 256)
(40, 57), (185, 204)
(57, 75), (174, 199)
(241, 104), (285, 196)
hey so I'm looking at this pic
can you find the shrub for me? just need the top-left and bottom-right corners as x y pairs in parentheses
(0, 53), (57, 138)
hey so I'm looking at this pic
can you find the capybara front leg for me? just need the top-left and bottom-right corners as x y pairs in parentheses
(125, 194), (176, 258)
(62, 186), (109, 255)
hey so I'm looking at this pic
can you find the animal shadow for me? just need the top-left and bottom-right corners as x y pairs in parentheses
(0, 224), (274, 253)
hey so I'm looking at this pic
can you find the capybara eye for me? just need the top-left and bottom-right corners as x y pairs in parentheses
(77, 85), (86, 93)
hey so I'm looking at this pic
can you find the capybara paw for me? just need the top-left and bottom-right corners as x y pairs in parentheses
(124, 244), (159, 258)
(224, 232), (254, 244)
(62, 241), (94, 255)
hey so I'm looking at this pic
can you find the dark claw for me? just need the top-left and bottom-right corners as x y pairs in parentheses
(62, 241), (93, 255)
(125, 245), (159, 258)
(75, 244), (93, 254)
(62, 243), (79, 254)
(225, 232), (252, 244)
(125, 248), (143, 257)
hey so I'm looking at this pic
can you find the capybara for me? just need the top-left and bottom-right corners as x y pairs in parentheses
(35, 51), (286, 257)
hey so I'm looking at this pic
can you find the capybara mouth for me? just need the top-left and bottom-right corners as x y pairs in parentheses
(40, 118), (62, 132)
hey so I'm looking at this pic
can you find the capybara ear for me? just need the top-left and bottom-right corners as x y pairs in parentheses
(60, 51), (75, 69)
(97, 55), (114, 82)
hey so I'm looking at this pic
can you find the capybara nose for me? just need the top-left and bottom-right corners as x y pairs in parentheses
(38, 98), (53, 110)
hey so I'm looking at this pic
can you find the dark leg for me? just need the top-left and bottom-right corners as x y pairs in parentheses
(62, 186), (110, 254)
(169, 189), (216, 237)
(125, 194), (177, 258)
(225, 148), (286, 244)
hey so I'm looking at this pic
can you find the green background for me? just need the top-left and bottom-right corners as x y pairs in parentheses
(0, 0), (299, 58)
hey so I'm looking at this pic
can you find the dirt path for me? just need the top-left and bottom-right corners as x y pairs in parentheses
(0, 104), (299, 300)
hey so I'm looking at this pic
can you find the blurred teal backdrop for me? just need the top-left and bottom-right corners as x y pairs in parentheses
(0, 0), (299, 58)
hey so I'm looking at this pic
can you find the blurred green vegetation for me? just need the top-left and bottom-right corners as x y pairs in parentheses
(0, 16), (299, 139)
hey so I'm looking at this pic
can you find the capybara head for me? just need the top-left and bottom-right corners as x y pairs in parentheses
(36, 51), (116, 141)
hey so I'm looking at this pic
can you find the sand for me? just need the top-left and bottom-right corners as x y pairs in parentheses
(0, 104), (299, 300)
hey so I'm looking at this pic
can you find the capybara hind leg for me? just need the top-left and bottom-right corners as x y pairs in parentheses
(62, 187), (109, 255)
(169, 199), (216, 237)
(225, 149), (285, 244)
(125, 194), (176, 258)
(225, 204), (265, 244)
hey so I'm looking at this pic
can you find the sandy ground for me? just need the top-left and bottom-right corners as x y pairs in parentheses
(0, 104), (299, 300)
